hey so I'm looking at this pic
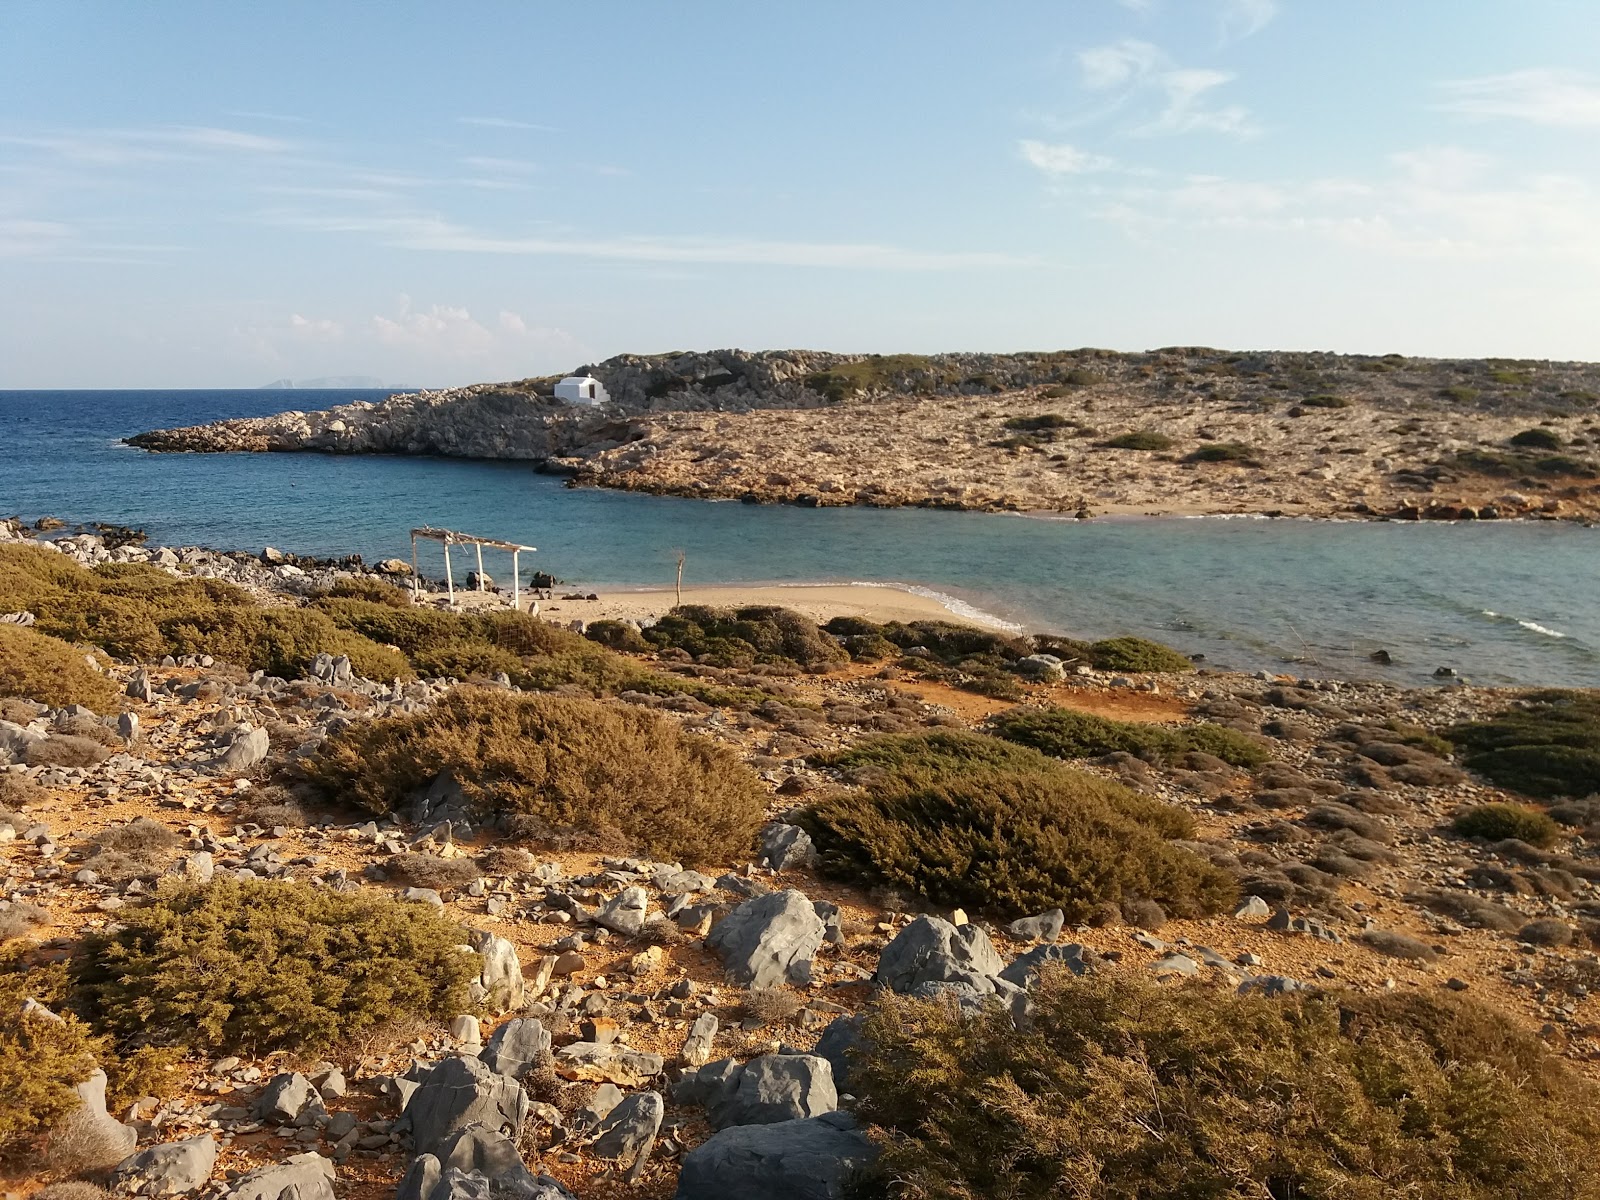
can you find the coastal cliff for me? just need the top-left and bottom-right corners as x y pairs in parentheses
(128, 347), (1600, 520)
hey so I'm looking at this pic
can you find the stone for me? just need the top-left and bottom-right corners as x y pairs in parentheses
(111, 1133), (218, 1195)
(1005, 908), (1065, 943)
(470, 932), (524, 1013)
(1014, 653), (1066, 682)
(168, 850), (214, 885)
(479, 1018), (551, 1079)
(127, 670), (155, 702)
(218, 726), (269, 771)
(592, 1090), (664, 1180)
(688, 1054), (837, 1130)
(674, 1111), (878, 1200)
(118, 711), (141, 742)
(222, 1152), (335, 1200)
(450, 1014), (483, 1047)
(254, 1072), (324, 1125)
(69, 1069), (138, 1163)
(811, 1015), (865, 1092)
(706, 889), (826, 988)
(874, 915), (1005, 995)
(432, 1123), (545, 1190)
(998, 943), (1088, 989)
(595, 886), (650, 936)
(553, 1042), (665, 1087)
(758, 823), (817, 871)
(1234, 895), (1271, 919)
(401, 1055), (532, 1158)
(681, 1012), (719, 1067)
(1151, 953), (1200, 977)
(1237, 975), (1306, 997)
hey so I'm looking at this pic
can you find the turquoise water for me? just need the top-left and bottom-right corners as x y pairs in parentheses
(2, 390), (1597, 688)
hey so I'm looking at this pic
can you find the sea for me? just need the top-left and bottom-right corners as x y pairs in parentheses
(2, 389), (1597, 689)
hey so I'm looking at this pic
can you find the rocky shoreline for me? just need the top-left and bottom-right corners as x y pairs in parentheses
(126, 347), (1600, 522)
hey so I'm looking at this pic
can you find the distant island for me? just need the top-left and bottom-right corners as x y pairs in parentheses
(134, 347), (1600, 522)
(259, 375), (388, 389)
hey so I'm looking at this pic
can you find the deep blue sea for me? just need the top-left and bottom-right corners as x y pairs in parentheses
(2, 389), (1597, 688)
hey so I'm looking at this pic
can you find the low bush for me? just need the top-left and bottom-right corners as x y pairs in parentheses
(815, 729), (1061, 785)
(79, 817), (181, 885)
(1359, 929), (1437, 961)
(0, 901), (49, 943)
(299, 688), (765, 865)
(74, 877), (477, 1054)
(1098, 429), (1174, 451)
(635, 605), (847, 670)
(1447, 691), (1600, 799)
(854, 973), (1600, 1200)
(1086, 636), (1193, 672)
(1510, 427), (1564, 450)
(1002, 414), (1072, 432)
(1303, 393), (1351, 408)
(987, 706), (1269, 768)
(582, 619), (651, 653)
(1184, 442), (1262, 465)
(1518, 918), (1573, 947)
(0, 626), (120, 712)
(385, 852), (481, 892)
(0, 950), (102, 1156)
(1453, 803), (1561, 848)
(25, 735), (111, 768)
(802, 765), (1229, 920)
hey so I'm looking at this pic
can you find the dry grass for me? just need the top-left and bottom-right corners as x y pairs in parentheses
(44, 1108), (132, 1175)
(26, 736), (112, 769)
(385, 852), (481, 892)
(0, 901), (50, 943)
(742, 987), (806, 1027)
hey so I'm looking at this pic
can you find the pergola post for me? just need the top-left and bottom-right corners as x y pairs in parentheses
(443, 540), (455, 608)
(475, 543), (485, 592)
(410, 534), (419, 600)
(512, 549), (521, 612)
(408, 527), (535, 613)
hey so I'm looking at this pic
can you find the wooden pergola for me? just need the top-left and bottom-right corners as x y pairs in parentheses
(410, 526), (537, 611)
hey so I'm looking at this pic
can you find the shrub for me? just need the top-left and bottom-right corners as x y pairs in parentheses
(1359, 929), (1437, 961)
(821, 617), (1032, 667)
(816, 729), (1061, 785)
(1087, 636), (1192, 673)
(299, 688), (765, 865)
(1453, 803), (1561, 848)
(78, 818), (181, 886)
(385, 852), (481, 892)
(0, 901), (49, 943)
(320, 576), (412, 606)
(74, 877), (477, 1054)
(25, 736), (111, 769)
(0, 951), (103, 1156)
(1303, 393), (1351, 408)
(802, 766), (1230, 921)
(1184, 442), (1262, 465)
(583, 619), (651, 653)
(1510, 427), (1564, 450)
(743, 987), (805, 1027)
(987, 706), (1269, 768)
(1098, 430), (1174, 451)
(1448, 691), (1600, 799)
(640, 605), (848, 670)
(853, 974), (1600, 1200)
(1518, 918), (1573, 947)
(0, 626), (120, 712)
(1003, 414), (1072, 432)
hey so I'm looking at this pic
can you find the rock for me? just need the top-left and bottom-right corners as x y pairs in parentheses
(1237, 975), (1306, 997)
(874, 915), (1005, 995)
(254, 1072), (325, 1125)
(1014, 654), (1066, 682)
(401, 1055), (532, 1158)
(111, 1133), (218, 1195)
(810, 1015), (865, 1092)
(674, 1111), (878, 1200)
(1234, 896), (1271, 919)
(1151, 953), (1200, 977)
(450, 1014), (483, 1047)
(431, 1124), (547, 1191)
(218, 726), (269, 771)
(222, 1152), (335, 1200)
(118, 711), (141, 742)
(1005, 908), (1064, 943)
(68, 1068), (138, 1163)
(595, 886), (651, 936)
(0, 720), (46, 764)
(479, 1019), (552, 1079)
(998, 943), (1088, 989)
(706, 889), (826, 988)
(690, 1054), (836, 1130)
(553, 1042), (665, 1087)
(592, 1090), (664, 1180)
(168, 850), (215, 885)
(759, 823), (817, 871)
(681, 1012), (719, 1067)
(404, 887), (444, 906)
(127, 670), (155, 702)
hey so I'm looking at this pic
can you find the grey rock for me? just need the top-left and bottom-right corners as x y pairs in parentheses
(432, 1123), (542, 1190)
(810, 1015), (865, 1092)
(70, 1069), (138, 1162)
(681, 1012), (719, 1067)
(111, 1133), (218, 1195)
(127, 670), (155, 702)
(874, 915), (1005, 995)
(1238, 974), (1307, 997)
(1014, 654), (1066, 682)
(404, 887), (444, 906)
(1234, 895), (1271, 919)
(254, 1072), (325, 1125)
(595, 886), (650, 937)
(1005, 908), (1065, 943)
(0, 720), (46, 764)
(117, 711), (141, 742)
(1151, 953), (1200, 977)
(479, 1019), (551, 1079)
(401, 1055), (531, 1158)
(704, 1055), (836, 1130)
(706, 889), (826, 988)
(222, 1152), (335, 1200)
(998, 942), (1088, 989)
(552, 1042), (664, 1086)
(592, 1090), (664, 1179)
(219, 726), (269, 771)
(450, 1014), (482, 1046)
(758, 823), (816, 871)
(674, 1111), (878, 1200)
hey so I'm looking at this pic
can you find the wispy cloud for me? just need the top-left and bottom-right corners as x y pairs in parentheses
(1218, 0), (1278, 41)
(1436, 68), (1600, 127)
(1075, 39), (1257, 136)
(0, 218), (74, 258)
(370, 295), (577, 358)
(1, 125), (297, 165)
(1018, 140), (1114, 175)
(460, 156), (540, 174)
(457, 116), (558, 132)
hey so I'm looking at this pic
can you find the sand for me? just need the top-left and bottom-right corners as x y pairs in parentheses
(528, 582), (1011, 629)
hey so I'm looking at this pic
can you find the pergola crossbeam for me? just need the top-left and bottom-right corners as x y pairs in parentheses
(408, 526), (537, 611)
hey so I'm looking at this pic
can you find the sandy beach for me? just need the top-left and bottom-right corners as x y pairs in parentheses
(527, 582), (1018, 630)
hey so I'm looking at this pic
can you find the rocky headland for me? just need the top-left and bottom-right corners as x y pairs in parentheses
(128, 347), (1600, 521)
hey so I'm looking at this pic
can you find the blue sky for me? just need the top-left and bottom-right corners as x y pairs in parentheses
(3, 0), (1599, 387)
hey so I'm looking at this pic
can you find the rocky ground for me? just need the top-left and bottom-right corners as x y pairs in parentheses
(127, 347), (1600, 521)
(5, 528), (1600, 1200)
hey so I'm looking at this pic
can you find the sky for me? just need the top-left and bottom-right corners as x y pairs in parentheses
(3, 1), (1599, 388)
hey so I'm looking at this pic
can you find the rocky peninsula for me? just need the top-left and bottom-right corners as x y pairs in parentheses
(129, 348), (1600, 521)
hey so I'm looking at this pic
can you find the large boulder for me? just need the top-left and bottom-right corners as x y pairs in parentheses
(254, 1072), (325, 1125)
(218, 726), (270, 771)
(112, 1134), (218, 1195)
(479, 1018), (551, 1079)
(398, 1162), (575, 1200)
(874, 915), (1005, 995)
(591, 1090), (664, 1181)
(998, 943), (1089, 989)
(595, 886), (650, 936)
(223, 1152), (335, 1200)
(553, 1042), (664, 1086)
(759, 823), (817, 871)
(674, 1112), (878, 1200)
(470, 931), (525, 1013)
(811, 1015), (865, 1093)
(706, 889), (826, 988)
(400, 1056), (531, 1158)
(679, 1054), (837, 1129)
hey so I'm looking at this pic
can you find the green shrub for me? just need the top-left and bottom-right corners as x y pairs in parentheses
(582, 619), (651, 653)
(816, 728), (1072, 786)
(319, 576), (413, 606)
(1303, 393), (1351, 408)
(1087, 636), (1192, 672)
(1453, 803), (1561, 848)
(1510, 427), (1564, 450)
(821, 617), (1032, 666)
(639, 605), (847, 670)
(1098, 430), (1174, 451)
(0, 956), (102, 1153)
(0, 626), (120, 711)
(1442, 384), (1481, 403)
(988, 706), (1269, 768)
(299, 688), (765, 864)
(1448, 691), (1600, 798)
(1184, 442), (1262, 465)
(74, 878), (476, 1054)
(1002, 414), (1072, 432)
(853, 974), (1600, 1200)
(802, 766), (1227, 920)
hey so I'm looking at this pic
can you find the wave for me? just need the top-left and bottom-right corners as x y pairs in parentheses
(847, 581), (1026, 633)
(1481, 610), (1570, 639)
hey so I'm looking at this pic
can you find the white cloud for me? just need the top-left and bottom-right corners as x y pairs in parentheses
(1219, 0), (1278, 40)
(288, 313), (343, 339)
(369, 296), (577, 360)
(1436, 68), (1600, 127)
(460, 156), (540, 174)
(0, 218), (73, 257)
(1145, 68), (1255, 135)
(0, 125), (296, 166)
(1074, 40), (1257, 136)
(457, 116), (558, 132)
(1019, 140), (1114, 175)
(1079, 39), (1164, 90)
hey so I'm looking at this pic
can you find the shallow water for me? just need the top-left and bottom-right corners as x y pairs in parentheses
(2, 389), (1597, 688)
